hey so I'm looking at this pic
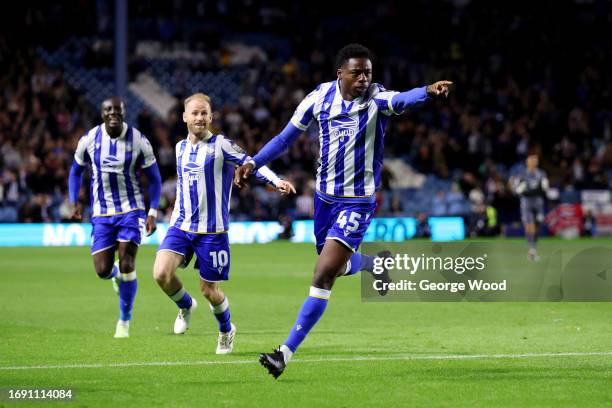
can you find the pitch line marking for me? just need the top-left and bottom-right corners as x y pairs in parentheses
(1, 351), (612, 371)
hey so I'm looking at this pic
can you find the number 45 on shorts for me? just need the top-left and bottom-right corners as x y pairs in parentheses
(337, 210), (367, 236)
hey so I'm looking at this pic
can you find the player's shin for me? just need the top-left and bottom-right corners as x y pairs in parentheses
(170, 287), (193, 309)
(282, 286), (331, 362)
(210, 297), (232, 333)
(118, 271), (137, 321)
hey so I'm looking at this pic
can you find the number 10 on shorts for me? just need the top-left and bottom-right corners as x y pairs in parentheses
(210, 250), (229, 273)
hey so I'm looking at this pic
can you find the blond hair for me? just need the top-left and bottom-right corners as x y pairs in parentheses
(184, 93), (212, 109)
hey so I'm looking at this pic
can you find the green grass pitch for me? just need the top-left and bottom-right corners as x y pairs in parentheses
(1, 241), (611, 407)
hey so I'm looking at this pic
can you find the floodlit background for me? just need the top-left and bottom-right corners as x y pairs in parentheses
(1, 1), (611, 407)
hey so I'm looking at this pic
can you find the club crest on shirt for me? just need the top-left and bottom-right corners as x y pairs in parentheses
(207, 144), (215, 156)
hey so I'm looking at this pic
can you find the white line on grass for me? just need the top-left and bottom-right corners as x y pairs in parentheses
(2, 351), (612, 371)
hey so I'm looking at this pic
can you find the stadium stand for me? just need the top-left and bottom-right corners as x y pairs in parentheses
(1, 1), (610, 237)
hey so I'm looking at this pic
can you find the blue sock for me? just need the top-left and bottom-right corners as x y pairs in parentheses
(343, 253), (375, 276)
(118, 271), (137, 321)
(210, 297), (232, 333)
(283, 286), (330, 353)
(170, 287), (193, 309)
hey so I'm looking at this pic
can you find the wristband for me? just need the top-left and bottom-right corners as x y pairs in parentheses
(148, 208), (158, 218)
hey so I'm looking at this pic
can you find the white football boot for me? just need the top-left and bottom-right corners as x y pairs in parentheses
(174, 298), (198, 334)
(114, 320), (130, 338)
(216, 323), (236, 354)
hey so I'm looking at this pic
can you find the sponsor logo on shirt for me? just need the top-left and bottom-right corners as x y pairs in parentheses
(183, 162), (202, 184)
(330, 114), (358, 141)
(101, 155), (123, 172)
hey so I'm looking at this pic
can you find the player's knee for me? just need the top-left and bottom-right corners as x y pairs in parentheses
(152, 268), (168, 283)
(119, 258), (135, 274)
(200, 283), (217, 298)
(200, 285), (214, 299)
(152, 261), (172, 284)
(95, 264), (114, 279)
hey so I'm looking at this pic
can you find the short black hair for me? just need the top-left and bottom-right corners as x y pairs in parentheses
(335, 43), (373, 70)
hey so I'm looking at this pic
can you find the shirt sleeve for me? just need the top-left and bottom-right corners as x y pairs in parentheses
(73, 133), (91, 166)
(251, 122), (303, 168)
(138, 133), (157, 168)
(289, 87), (319, 131)
(254, 165), (282, 187)
(68, 160), (86, 204)
(220, 136), (281, 186)
(220, 137), (248, 166)
(374, 85), (429, 116)
(143, 163), (162, 209)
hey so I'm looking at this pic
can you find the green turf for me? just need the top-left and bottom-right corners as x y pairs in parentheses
(1, 241), (611, 407)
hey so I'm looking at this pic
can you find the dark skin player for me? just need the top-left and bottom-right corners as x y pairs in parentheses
(234, 57), (452, 291)
(71, 97), (157, 278)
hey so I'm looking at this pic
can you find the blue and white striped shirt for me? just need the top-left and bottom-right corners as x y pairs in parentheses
(74, 123), (156, 216)
(290, 81), (428, 197)
(170, 133), (281, 233)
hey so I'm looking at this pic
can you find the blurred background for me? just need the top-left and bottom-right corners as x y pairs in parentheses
(0, 0), (610, 241)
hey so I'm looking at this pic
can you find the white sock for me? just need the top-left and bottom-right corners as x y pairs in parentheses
(280, 345), (293, 364)
(120, 271), (137, 281)
(343, 260), (351, 275)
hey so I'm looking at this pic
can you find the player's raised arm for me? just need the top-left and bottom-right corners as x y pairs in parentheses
(426, 80), (453, 97)
(376, 80), (453, 116)
(255, 165), (296, 196)
(234, 86), (320, 187)
(233, 123), (302, 188)
(221, 136), (296, 195)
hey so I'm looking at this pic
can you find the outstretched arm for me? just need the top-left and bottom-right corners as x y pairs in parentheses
(234, 122), (303, 187)
(390, 86), (430, 113)
(253, 122), (303, 169)
(142, 163), (161, 236)
(384, 80), (453, 115)
(235, 84), (319, 188)
(68, 160), (86, 220)
(220, 134), (297, 194)
(254, 165), (296, 195)
(426, 80), (453, 97)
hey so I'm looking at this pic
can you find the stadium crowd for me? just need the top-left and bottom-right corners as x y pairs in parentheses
(1, 1), (610, 237)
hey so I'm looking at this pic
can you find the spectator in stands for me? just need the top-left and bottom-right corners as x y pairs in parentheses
(2, 1), (611, 234)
